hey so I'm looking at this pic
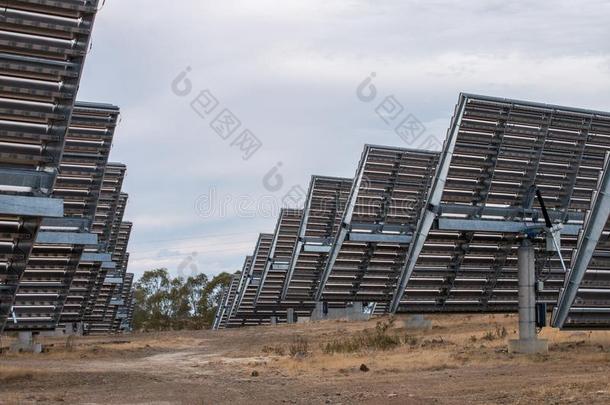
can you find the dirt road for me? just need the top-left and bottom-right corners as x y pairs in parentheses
(1, 314), (610, 404)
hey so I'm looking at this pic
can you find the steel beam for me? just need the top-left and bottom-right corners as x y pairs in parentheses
(346, 232), (412, 244)
(80, 253), (112, 262)
(390, 94), (467, 313)
(302, 244), (332, 253)
(436, 217), (581, 235)
(0, 168), (55, 191)
(316, 148), (371, 301)
(35, 232), (97, 245)
(41, 217), (89, 229)
(103, 277), (122, 284)
(553, 155), (610, 328)
(0, 194), (63, 217)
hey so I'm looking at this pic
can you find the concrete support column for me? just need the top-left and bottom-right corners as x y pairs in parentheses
(9, 331), (42, 353)
(270, 316), (277, 325)
(518, 240), (536, 341)
(509, 239), (548, 354)
(310, 302), (326, 321)
(19, 331), (32, 345)
(286, 308), (295, 324)
(405, 314), (432, 330)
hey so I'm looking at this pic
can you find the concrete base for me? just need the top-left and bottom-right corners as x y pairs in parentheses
(9, 331), (43, 354)
(286, 308), (295, 324)
(297, 316), (310, 324)
(311, 302), (370, 322)
(38, 330), (63, 338)
(270, 316), (278, 325)
(404, 314), (432, 330)
(508, 338), (548, 354)
(37, 323), (83, 337)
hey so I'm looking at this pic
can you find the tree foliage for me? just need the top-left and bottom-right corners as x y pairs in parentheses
(133, 268), (231, 331)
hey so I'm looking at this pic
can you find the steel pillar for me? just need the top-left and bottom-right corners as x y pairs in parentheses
(509, 239), (548, 354)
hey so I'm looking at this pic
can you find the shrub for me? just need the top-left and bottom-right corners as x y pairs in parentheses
(262, 345), (285, 356)
(322, 319), (402, 354)
(289, 336), (309, 357)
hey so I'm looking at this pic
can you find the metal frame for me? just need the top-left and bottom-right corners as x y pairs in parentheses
(316, 145), (439, 306)
(229, 234), (274, 327)
(0, 1), (102, 332)
(4, 102), (119, 331)
(390, 93), (610, 316)
(553, 154), (610, 329)
(281, 175), (352, 304)
(255, 209), (303, 309)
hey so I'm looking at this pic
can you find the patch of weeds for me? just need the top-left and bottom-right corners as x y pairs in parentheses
(482, 325), (507, 341)
(482, 331), (495, 341)
(261, 345), (285, 356)
(404, 334), (419, 346)
(289, 336), (309, 357)
(65, 335), (75, 352)
(322, 318), (402, 354)
(495, 325), (507, 338)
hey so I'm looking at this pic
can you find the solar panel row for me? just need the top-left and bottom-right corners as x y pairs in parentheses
(220, 94), (610, 332)
(0, 1), (135, 336)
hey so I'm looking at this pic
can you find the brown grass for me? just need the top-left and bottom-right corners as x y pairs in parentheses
(0, 367), (38, 383)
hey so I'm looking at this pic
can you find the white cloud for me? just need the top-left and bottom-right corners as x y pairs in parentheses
(78, 0), (610, 282)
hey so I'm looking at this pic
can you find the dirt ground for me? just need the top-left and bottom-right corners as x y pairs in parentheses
(1, 314), (610, 404)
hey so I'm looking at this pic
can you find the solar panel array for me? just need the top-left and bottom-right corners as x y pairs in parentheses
(255, 209), (303, 310)
(229, 235), (274, 326)
(392, 94), (610, 315)
(0, 0), (102, 332)
(220, 95), (610, 332)
(90, 221), (132, 334)
(282, 176), (352, 304)
(213, 271), (241, 329)
(317, 145), (439, 306)
(0, 1), (134, 336)
(6, 103), (117, 331)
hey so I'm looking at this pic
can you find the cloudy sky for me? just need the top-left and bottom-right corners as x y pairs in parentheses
(77, 0), (610, 280)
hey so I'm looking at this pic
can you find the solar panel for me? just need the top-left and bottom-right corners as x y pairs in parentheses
(227, 256), (253, 323)
(125, 275), (136, 332)
(213, 271), (241, 330)
(553, 159), (610, 329)
(66, 166), (126, 328)
(4, 102), (118, 331)
(87, 207), (131, 335)
(0, 0), (99, 180)
(254, 209), (306, 317)
(93, 221), (132, 334)
(282, 176), (352, 304)
(315, 145), (440, 307)
(114, 269), (134, 332)
(0, 1), (101, 332)
(391, 93), (610, 315)
(52, 159), (126, 326)
(229, 234), (275, 326)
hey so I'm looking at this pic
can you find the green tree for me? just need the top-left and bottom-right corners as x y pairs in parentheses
(133, 269), (232, 331)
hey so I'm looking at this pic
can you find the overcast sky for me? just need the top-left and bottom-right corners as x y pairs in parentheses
(77, 0), (610, 280)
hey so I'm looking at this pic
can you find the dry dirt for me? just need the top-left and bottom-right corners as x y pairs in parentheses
(1, 314), (610, 404)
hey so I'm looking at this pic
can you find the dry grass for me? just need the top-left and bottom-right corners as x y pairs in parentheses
(0, 367), (39, 383)
(288, 336), (309, 357)
(322, 318), (403, 354)
(2, 314), (610, 404)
